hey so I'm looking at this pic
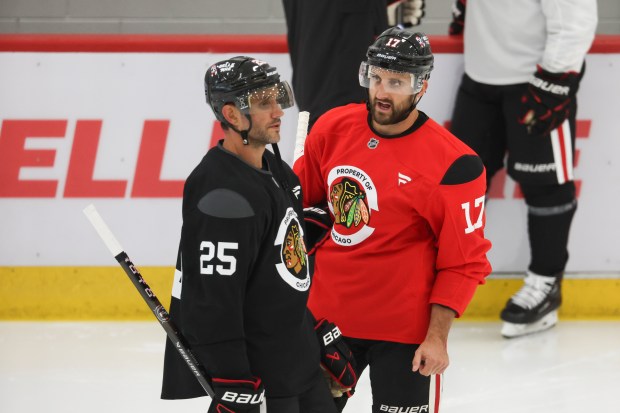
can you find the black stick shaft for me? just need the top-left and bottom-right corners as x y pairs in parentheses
(114, 251), (214, 397)
(82, 204), (214, 397)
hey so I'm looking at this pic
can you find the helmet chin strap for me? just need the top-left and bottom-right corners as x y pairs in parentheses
(227, 114), (253, 145)
(224, 113), (297, 206)
(270, 141), (299, 207)
(393, 96), (417, 124)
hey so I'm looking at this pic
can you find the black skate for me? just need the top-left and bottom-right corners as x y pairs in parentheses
(500, 272), (562, 338)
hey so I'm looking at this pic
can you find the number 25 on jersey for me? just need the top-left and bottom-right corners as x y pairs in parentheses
(200, 241), (239, 276)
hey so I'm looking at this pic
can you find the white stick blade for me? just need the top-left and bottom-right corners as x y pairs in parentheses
(296, 111), (310, 138)
(293, 111), (310, 163)
(82, 204), (124, 256)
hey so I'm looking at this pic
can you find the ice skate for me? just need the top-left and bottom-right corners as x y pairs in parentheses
(500, 272), (562, 338)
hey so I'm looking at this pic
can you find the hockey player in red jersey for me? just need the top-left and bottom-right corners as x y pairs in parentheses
(293, 28), (492, 412)
(160, 56), (351, 412)
(448, 0), (597, 338)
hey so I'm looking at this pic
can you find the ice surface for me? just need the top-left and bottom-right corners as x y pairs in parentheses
(1, 321), (618, 413)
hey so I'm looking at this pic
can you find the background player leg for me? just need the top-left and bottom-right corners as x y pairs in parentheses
(501, 182), (577, 338)
(450, 74), (507, 183)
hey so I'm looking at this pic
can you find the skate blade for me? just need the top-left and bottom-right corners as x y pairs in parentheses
(501, 311), (558, 338)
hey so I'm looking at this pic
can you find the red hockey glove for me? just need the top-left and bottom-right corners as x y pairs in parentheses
(448, 0), (466, 36)
(387, 0), (425, 28)
(208, 377), (265, 413)
(303, 206), (332, 255)
(315, 319), (357, 390)
(518, 65), (582, 136)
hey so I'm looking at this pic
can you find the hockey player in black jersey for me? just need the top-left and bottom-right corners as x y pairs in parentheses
(160, 57), (349, 412)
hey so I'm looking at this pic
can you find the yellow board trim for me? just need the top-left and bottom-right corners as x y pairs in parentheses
(462, 277), (620, 320)
(1, 267), (619, 320)
(0, 266), (173, 320)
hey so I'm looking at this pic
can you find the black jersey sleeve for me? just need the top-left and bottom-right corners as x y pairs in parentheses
(178, 186), (265, 380)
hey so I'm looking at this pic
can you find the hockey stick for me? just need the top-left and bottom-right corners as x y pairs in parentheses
(293, 111), (310, 163)
(82, 204), (214, 398)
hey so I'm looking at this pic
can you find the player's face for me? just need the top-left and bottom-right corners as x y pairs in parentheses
(246, 87), (284, 145)
(368, 68), (416, 126)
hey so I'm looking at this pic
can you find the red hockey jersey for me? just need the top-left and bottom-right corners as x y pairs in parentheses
(294, 104), (492, 343)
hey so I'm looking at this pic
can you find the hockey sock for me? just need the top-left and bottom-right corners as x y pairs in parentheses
(523, 182), (577, 276)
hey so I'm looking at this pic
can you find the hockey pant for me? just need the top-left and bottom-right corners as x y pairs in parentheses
(335, 338), (442, 413)
(263, 368), (338, 413)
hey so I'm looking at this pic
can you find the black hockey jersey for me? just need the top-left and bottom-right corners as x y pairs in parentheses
(161, 142), (320, 399)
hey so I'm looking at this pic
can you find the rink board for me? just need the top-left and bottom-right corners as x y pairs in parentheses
(1, 35), (619, 319)
(1, 267), (619, 320)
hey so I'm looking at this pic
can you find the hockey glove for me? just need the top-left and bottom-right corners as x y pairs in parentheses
(448, 0), (466, 36)
(315, 319), (357, 390)
(303, 205), (332, 255)
(387, 0), (425, 28)
(518, 65), (582, 136)
(208, 377), (265, 413)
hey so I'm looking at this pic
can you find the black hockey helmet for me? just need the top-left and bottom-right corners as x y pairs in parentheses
(359, 28), (434, 94)
(205, 56), (294, 123)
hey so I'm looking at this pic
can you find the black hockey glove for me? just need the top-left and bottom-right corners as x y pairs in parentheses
(518, 65), (582, 136)
(207, 377), (265, 413)
(314, 319), (357, 390)
(387, 0), (425, 28)
(448, 0), (466, 36)
(303, 205), (332, 255)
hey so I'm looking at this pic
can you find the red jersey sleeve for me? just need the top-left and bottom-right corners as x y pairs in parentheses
(422, 155), (493, 317)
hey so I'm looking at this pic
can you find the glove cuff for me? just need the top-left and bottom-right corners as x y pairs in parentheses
(315, 319), (358, 388)
(303, 206), (332, 255)
(531, 65), (581, 97)
(210, 377), (264, 412)
(314, 318), (342, 346)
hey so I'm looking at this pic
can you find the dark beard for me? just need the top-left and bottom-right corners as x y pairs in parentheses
(370, 96), (416, 125)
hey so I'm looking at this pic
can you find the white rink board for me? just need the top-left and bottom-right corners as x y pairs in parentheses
(0, 52), (619, 272)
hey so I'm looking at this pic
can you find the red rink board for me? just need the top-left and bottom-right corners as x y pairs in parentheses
(0, 34), (618, 53)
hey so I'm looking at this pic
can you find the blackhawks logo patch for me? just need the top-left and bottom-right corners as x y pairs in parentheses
(274, 208), (310, 291)
(330, 178), (370, 229)
(327, 165), (378, 246)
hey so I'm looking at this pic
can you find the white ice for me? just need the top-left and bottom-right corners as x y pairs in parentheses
(1, 321), (618, 413)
